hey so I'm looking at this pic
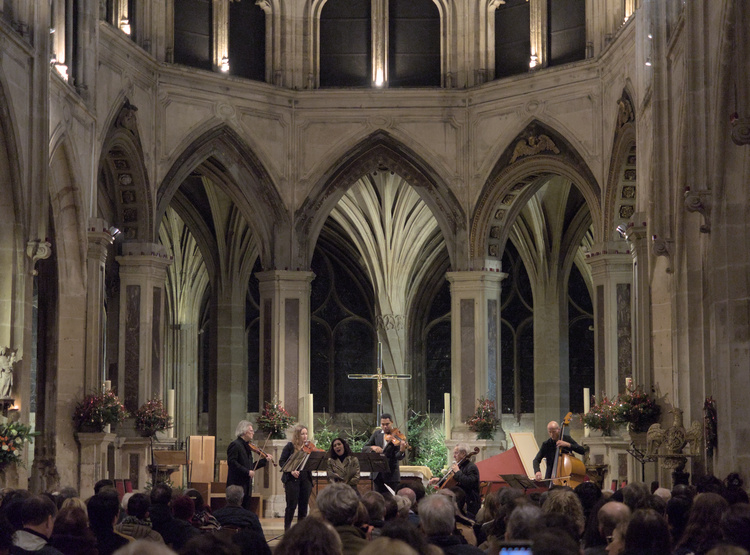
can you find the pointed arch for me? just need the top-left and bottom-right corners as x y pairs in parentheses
(294, 130), (466, 270)
(156, 124), (288, 270)
(471, 120), (602, 269)
(98, 100), (154, 241)
(603, 90), (637, 241)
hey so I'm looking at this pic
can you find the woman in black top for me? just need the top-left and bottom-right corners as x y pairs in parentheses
(279, 423), (314, 530)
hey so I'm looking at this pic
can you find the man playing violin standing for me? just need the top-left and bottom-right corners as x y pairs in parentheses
(227, 420), (274, 510)
(363, 413), (407, 494)
(533, 420), (585, 481)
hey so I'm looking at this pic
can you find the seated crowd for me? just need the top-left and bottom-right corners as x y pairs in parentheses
(1, 472), (749, 555)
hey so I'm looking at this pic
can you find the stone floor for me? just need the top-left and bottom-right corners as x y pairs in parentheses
(259, 517), (286, 549)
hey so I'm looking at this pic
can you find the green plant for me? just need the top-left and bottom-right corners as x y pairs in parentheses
(466, 397), (500, 440)
(407, 411), (447, 476)
(257, 400), (295, 439)
(617, 387), (661, 433)
(134, 398), (173, 437)
(313, 415), (337, 452)
(581, 394), (624, 436)
(0, 418), (39, 468)
(73, 389), (128, 432)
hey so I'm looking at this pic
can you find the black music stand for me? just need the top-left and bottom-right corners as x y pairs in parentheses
(500, 474), (540, 493)
(356, 452), (391, 491)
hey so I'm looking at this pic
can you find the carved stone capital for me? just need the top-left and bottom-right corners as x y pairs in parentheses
(376, 314), (405, 332)
(651, 236), (674, 273)
(26, 239), (52, 275)
(731, 116), (750, 146)
(683, 188), (711, 233)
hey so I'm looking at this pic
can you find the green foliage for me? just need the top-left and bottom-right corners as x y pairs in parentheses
(406, 411), (447, 476)
(313, 415), (337, 453)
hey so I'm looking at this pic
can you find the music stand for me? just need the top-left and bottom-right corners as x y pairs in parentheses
(500, 474), (540, 493)
(356, 452), (391, 491)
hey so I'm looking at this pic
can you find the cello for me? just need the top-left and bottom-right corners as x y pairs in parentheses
(548, 412), (587, 489)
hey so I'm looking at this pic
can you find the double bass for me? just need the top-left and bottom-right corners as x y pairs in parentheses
(549, 412), (587, 489)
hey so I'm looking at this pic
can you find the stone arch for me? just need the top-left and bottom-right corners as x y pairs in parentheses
(156, 124), (288, 270)
(98, 100), (153, 241)
(604, 90), (637, 241)
(471, 120), (602, 269)
(294, 129), (466, 270)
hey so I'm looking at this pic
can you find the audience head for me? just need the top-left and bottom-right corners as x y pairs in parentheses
(394, 495), (411, 519)
(94, 479), (115, 495)
(654, 487), (672, 502)
(621, 481), (651, 511)
(316, 482), (360, 526)
(696, 475), (727, 497)
(361, 491), (386, 522)
(505, 504), (542, 541)
(20, 495), (58, 537)
(51, 505), (95, 544)
(87, 491), (121, 531)
(60, 497), (87, 517)
(274, 516), (343, 555)
(574, 481), (603, 518)
(724, 473), (749, 505)
(171, 495), (195, 521)
(180, 533), (240, 555)
(150, 483), (172, 506)
(675, 492), (729, 554)
(225, 485), (244, 508)
(666, 494), (693, 545)
(1, 489), (32, 530)
(112, 539), (177, 555)
(597, 501), (631, 538)
(418, 493), (455, 536)
(55, 487), (78, 509)
(720, 503), (750, 552)
(530, 528), (579, 555)
(623, 508), (671, 554)
(126, 492), (151, 520)
(542, 487), (585, 536)
(398, 488), (416, 509)
(537, 512), (581, 545)
(359, 537), (419, 555)
(380, 519), (435, 555)
(185, 489), (206, 512)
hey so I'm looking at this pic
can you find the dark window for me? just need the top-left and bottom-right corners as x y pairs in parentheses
(388, 0), (440, 87)
(174, 0), (212, 71)
(567, 263), (594, 413)
(320, 0), (371, 87)
(425, 319), (451, 413)
(246, 258), (262, 413)
(229, 0), (266, 82)
(548, 0), (585, 66)
(494, 0), (530, 79)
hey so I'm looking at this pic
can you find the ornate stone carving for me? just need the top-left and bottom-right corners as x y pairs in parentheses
(617, 96), (635, 128)
(27, 239), (52, 275)
(651, 235), (673, 273)
(510, 135), (561, 163)
(115, 101), (139, 134)
(731, 116), (750, 145)
(376, 314), (404, 331)
(684, 188), (711, 233)
(0, 348), (20, 399)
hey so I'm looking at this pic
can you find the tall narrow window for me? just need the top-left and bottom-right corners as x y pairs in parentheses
(548, 0), (585, 66)
(494, 0), (530, 79)
(174, 0), (212, 71)
(229, 0), (266, 82)
(319, 0), (371, 87)
(388, 0), (440, 87)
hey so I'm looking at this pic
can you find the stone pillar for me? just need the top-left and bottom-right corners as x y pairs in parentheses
(213, 0), (229, 71)
(372, 0), (388, 85)
(85, 219), (114, 393)
(77, 432), (116, 496)
(116, 243), (171, 413)
(625, 217), (653, 392)
(529, 0), (547, 69)
(585, 242), (634, 397)
(256, 270), (315, 418)
(446, 271), (506, 442)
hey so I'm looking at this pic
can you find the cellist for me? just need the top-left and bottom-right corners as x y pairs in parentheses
(533, 420), (585, 481)
(429, 443), (481, 517)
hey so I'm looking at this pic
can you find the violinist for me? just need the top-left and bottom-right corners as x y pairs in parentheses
(326, 437), (360, 489)
(279, 423), (315, 530)
(533, 420), (585, 481)
(429, 443), (481, 518)
(363, 413), (407, 494)
(227, 420), (274, 510)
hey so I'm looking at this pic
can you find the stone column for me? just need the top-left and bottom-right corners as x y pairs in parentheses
(213, 0), (229, 71)
(372, 0), (388, 85)
(585, 242), (634, 397)
(85, 219), (114, 393)
(116, 243), (171, 413)
(256, 270), (314, 416)
(529, 0), (547, 69)
(625, 217), (652, 392)
(446, 271), (506, 442)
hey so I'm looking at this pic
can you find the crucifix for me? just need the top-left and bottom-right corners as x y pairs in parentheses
(348, 342), (410, 423)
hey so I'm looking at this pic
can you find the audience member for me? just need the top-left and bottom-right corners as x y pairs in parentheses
(1, 489), (32, 531)
(361, 492), (386, 538)
(504, 503), (542, 542)
(380, 519), (441, 555)
(418, 493), (483, 554)
(274, 517), (343, 555)
(541, 487), (585, 538)
(149, 484), (200, 551)
(212, 485), (264, 535)
(94, 480), (115, 496)
(230, 527), (272, 555)
(178, 533), (239, 555)
(674, 492), (729, 555)
(60, 497), (88, 518)
(622, 508), (671, 555)
(316, 482), (368, 555)
(621, 481), (651, 512)
(724, 474), (750, 505)
(530, 527), (580, 555)
(396, 488), (419, 527)
(115, 492), (164, 542)
(49, 506), (97, 555)
(667, 494), (693, 547)
(575, 481), (603, 522)
(112, 539), (176, 555)
(583, 501), (630, 555)
(720, 503), (750, 552)
(87, 490), (132, 555)
(12, 495), (64, 555)
(359, 537), (418, 555)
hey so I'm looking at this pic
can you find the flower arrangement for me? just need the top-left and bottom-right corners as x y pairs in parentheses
(134, 398), (172, 437)
(257, 400), (295, 439)
(73, 389), (129, 433)
(617, 387), (661, 433)
(0, 418), (39, 469)
(581, 395), (624, 436)
(466, 397), (500, 440)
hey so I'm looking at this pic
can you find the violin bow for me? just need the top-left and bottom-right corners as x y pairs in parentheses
(253, 434), (272, 471)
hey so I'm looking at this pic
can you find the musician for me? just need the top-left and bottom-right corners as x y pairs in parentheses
(533, 420), (585, 481)
(279, 423), (314, 530)
(327, 437), (360, 488)
(363, 413), (407, 494)
(446, 444), (481, 517)
(227, 420), (274, 510)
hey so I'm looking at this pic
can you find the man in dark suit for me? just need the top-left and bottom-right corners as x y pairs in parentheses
(363, 413), (407, 494)
(227, 420), (274, 510)
(533, 420), (585, 481)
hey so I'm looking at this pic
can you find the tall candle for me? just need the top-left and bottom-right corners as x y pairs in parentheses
(583, 387), (591, 437)
(444, 393), (451, 440)
(167, 389), (175, 438)
(103, 380), (111, 393)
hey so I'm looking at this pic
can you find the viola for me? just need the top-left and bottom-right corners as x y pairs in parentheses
(302, 441), (324, 454)
(248, 442), (277, 466)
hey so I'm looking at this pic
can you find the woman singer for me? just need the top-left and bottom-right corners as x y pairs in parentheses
(326, 437), (360, 489)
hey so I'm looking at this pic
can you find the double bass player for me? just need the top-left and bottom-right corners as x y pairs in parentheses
(533, 420), (585, 481)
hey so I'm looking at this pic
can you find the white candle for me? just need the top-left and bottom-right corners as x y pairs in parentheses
(103, 380), (111, 393)
(444, 393), (451, 440)
(626, 377), (633, 390)
(167, 388), (175, 438)
(583, 387), (591, 437)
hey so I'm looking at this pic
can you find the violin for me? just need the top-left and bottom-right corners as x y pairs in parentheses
(384, 427), (408, 448)
(248, 442), (277, 466)
(302, 441), (324, 454)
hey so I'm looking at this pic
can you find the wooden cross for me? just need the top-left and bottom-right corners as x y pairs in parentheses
(348, 342), (410, 422)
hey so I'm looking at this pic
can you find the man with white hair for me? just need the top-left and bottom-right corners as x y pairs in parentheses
(227, 420), (274, 510)
(213, 485), (265, 535)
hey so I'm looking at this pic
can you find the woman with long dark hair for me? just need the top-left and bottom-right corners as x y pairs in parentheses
(279, 423), (315, 530)
(327, 437), (360, 489)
